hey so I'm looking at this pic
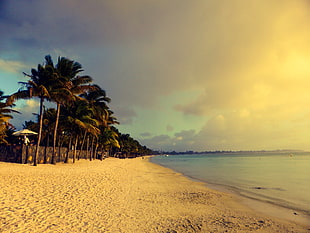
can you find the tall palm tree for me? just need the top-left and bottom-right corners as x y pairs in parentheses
(41, 108), (57, 163)
(49, 56), (95, 164)
(7, 59), (57, 165)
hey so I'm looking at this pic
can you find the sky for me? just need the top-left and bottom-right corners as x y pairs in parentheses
(1, 0), (310, 152)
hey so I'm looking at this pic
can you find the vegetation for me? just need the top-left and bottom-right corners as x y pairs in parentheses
(1, 55), (153, 165)
(0, 91), (19, 144)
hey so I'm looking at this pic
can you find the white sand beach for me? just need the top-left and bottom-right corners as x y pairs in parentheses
(0, 157), (309, 232)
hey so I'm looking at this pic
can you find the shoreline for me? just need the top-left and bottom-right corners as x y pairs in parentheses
(149, 157), (310, 228)
(151, 160), (310, 227)
(150, 155), (310, 227)
(0, 157), (309, 232)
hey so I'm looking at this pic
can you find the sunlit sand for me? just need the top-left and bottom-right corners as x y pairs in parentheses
(0, 158), (308, 232)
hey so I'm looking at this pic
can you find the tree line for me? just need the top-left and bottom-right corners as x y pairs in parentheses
(0, 55), (153, 165)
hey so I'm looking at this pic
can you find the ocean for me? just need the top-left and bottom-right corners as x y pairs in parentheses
(150, 152), (310, 215)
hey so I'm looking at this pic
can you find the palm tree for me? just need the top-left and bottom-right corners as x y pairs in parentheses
(80, 85), (111, 125)
(105, 109), (119, 127)
(49, 56), (95, 164)
(98, 126), (120, 158)
(7, 60), (56, 165)
(80, 85), (114, 159)
(41, 108), (57, 163)
(60, 99), (100, 163)
(0, 91), (19, 144)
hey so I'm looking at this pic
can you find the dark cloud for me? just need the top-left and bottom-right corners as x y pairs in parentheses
(140, 132), (152, 137)
(141, 134), (171, 150)
(112, 106), (137, 125)
(2, 0), (310, 151)
(174, 130), (196, 139)
(141, 130), (197, 152)
(1, 0), (198, 107)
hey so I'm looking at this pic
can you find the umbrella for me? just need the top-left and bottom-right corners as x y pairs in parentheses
(12, 129), (38, 136)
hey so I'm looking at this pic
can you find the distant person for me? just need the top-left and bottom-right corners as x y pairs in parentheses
(23, 136), (30, 146)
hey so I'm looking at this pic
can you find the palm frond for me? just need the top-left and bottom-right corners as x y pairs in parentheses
(6, 90), (30, 105)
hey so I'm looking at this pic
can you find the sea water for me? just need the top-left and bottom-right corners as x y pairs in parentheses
(150, 152), (310, 215)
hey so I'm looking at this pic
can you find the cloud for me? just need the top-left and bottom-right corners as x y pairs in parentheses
(0, 59), (27, 73)
(173, 0), (310, 117)
(141, 129), (197, 151)
(112, 106), (137, 125)
(2, 0), (310, 150)
(4, 0), (310, 111)
(141, 110), (308, 152)
(11, 99), (41, 129)
(140, 132), (152, 137)
(141, 134), (171, 151)
(193, 111), (306, 151)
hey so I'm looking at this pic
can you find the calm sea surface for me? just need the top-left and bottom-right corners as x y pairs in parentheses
(150, 152), (310, 214)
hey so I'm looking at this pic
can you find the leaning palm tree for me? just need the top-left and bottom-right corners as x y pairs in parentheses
(80, 85), (120, 159)
(105, 109), (119, 127)
(7, 59), (56, 165)
(80, 85), (111, 138)
(80, 84), (111, 125)
(60, 99), (100, 163)
(99, 126), (120, 158)
(49, 56), (95, 164)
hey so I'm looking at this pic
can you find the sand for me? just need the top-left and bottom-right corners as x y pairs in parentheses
(0, 157), (309, 233)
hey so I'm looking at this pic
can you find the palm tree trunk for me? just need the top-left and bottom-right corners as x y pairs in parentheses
(78, 131), (87, 160)
(51, 103), (61, 164)
(73, 135), (78, 163)
(99, 145), (103, 160)
(107, 145), (111, 157)
(43, 133), (49, 164)
(64, 136), (72, 163)
(90, 136), (95, 161)
(86, 136), (90, 160)
(58, 133), (66, 162)
(94, 139), (99, 160)
(34, 97), (44, 166)
(57, 134), (62, 162)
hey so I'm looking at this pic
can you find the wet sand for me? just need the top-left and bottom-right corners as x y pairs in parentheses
(0, 157), (309, 232)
